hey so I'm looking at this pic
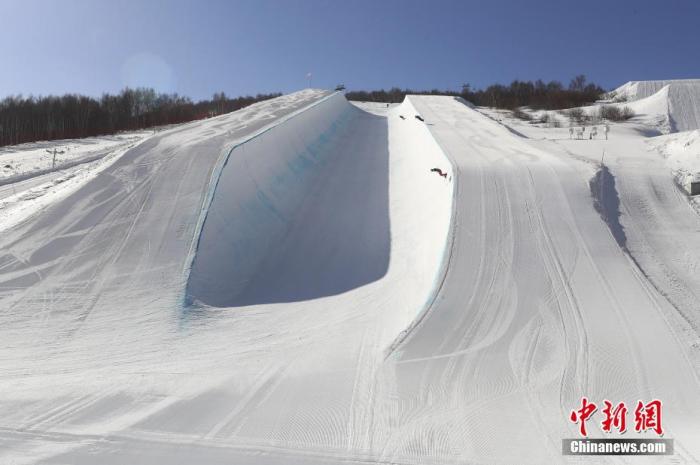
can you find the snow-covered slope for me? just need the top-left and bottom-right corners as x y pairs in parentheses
(0, 141), (143, 232)
(611, 79), (700, 132)
(0, 130), (154, 231)
(386, 97), (700, 464)
(0, 91), (456, 464)
(2, 88), (700, 464)
(648, 129), (700, 191)
(0, 131), (151, 181)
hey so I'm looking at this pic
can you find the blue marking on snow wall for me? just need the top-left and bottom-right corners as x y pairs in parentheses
(180, 92), (351, 311)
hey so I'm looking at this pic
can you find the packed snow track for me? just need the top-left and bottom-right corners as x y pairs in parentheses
(1, 91), (699, 464)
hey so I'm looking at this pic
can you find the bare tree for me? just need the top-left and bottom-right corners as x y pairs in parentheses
(0, 89), (282, 148)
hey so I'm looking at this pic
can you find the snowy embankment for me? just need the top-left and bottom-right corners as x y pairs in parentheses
(0, 131), (153, 231)
(0, 142), (144, 232)
(0, 131), (151, 180)
(613, 80), (700, 194)
(610, 79), (700, 133)
(186, 91), (453, 339)
(648, 129), (700, 196)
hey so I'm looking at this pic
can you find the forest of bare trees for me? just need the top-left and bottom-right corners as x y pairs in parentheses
(0, 88), (281, 147)
(1, 75), (605, 148)
(346, 75), (605, 110)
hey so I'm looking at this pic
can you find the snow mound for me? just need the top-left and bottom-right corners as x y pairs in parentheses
(611, 79), (700, 132)
(648, 129), (700, 187)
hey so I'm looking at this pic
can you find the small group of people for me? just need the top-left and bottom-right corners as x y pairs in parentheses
(570, 123), (610, 140)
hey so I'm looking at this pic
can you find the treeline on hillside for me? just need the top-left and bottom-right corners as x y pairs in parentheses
(0, 88), (281, 147)
(345, 88), (461, 104)
(346, 75), (605, 110)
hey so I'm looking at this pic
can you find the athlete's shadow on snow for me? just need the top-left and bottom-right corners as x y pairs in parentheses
(187, 108), (390, 307)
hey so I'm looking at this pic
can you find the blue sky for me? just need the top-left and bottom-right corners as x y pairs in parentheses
(1, 0), (698, 100)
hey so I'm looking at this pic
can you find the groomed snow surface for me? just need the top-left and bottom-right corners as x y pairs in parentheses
(0, 131), (155, 230)
(1, 84), (700, 464)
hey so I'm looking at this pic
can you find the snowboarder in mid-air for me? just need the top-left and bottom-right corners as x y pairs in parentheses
(431, 168), (448, 179)
(415, 115), (425, 122)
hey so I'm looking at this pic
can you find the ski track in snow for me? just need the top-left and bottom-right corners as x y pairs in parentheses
(0, 90), (699, 464)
